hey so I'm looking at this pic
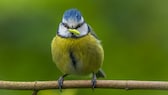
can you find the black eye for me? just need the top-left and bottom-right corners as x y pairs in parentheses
(75, 22), (85, 29)
(62, 23), (69, 29)
(75, 24), (81, 29)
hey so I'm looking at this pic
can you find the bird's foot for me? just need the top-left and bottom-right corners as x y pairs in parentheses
(57, 74), (68, 92)
(91, 73), (97, 90)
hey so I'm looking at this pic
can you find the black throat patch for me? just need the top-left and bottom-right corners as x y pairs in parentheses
(69, 51), (77, 69)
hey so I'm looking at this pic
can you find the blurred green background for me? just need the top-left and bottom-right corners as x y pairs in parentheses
(0, 0), (168, 95)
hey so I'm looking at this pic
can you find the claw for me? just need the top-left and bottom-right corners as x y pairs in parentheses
(91, 73), (97, 90)
(58, 76), (64, 92)
(57, 74), (68, 92)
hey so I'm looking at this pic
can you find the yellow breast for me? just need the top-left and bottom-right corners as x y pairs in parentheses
(51, 33), (104, 75)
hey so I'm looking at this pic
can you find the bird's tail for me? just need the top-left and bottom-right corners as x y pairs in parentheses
(96, 69), (106, 78)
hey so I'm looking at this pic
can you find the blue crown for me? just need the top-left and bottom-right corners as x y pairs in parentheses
(63, 9), (82, 22)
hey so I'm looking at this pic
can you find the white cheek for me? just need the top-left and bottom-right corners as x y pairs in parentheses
(58, 24), (71, 37)
(60, 24), (67, 32)
(77, 23), (88, 36)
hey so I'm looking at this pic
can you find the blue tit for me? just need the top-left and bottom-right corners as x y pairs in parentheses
(51, 8), (105, 91)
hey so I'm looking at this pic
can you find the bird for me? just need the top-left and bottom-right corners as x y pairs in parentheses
(51, 8), (105, 91)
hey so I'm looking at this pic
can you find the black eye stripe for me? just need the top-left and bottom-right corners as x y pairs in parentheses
(62, 22), (85, 29)
(75, 22), (85, 29)
(62, 23), (70, 29)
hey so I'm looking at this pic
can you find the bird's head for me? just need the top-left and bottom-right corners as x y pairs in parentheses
(58, 9), (89, 38)
(62, 9), (84, 29)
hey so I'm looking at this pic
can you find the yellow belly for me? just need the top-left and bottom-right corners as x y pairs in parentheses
(51, 33), (104, 75)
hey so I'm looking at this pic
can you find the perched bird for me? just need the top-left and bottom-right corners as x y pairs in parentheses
(51, 8), (105, 91)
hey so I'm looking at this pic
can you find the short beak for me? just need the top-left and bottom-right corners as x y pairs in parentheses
(68, 29), (80, 35)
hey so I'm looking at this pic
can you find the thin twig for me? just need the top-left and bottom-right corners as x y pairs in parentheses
(0, 80), (168, 90)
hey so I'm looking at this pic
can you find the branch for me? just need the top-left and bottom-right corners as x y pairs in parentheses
(0, 80), (168, 90)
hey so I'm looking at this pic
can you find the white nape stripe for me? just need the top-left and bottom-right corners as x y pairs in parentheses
(79, 17), (84, 24)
